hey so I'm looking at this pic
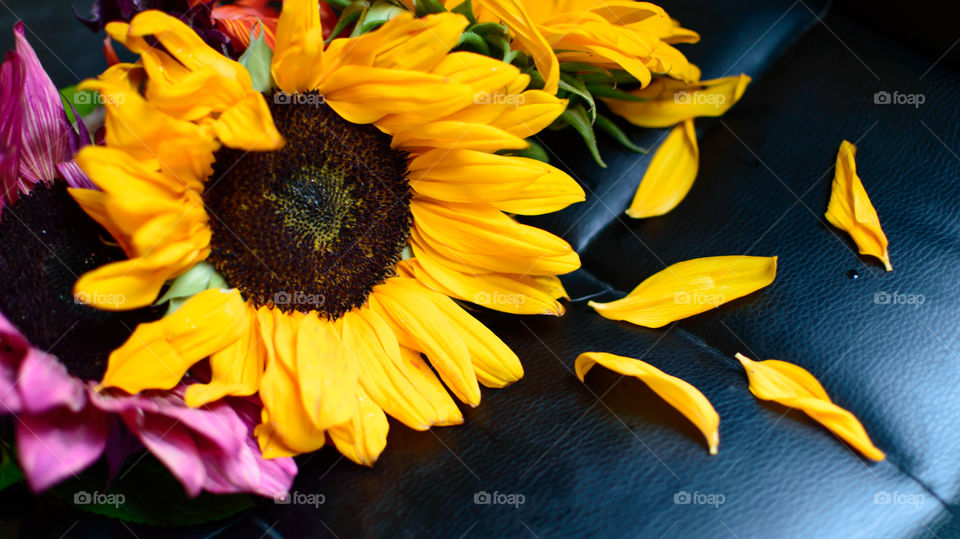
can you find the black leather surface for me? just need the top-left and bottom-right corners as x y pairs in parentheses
(2, 0), (959, 537)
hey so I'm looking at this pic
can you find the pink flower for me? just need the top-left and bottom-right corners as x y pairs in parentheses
(0, 22), (93, 216)
(0, 23), (296, 497)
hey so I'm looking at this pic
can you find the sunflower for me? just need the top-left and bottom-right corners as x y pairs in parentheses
(464, 0), (700, 94)
(71, 1), (583, 465)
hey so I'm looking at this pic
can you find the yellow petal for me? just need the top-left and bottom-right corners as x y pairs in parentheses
(256, 307), (327, 454)
(604, 74), (750, 128)
(272, 0), (325, 93)
(341, 308), (463, 430)
(390, 120), (528, 153)
(576, 352), (719, 454)
(370, 279), (481, 406)
(100, 289), (246, 393)
(477, 0), (559, 94)
(825, 141), (892, 271)
(328, 386), (389, 466)
(589, 255), (777, 328)
(401, 256), (565, 316)
(626, 118), (698, 218)
(734, 353), (885, 461)
(296, 313), (358, 430)
(185, 302), (264, 406)
(206, 90), (284, 151)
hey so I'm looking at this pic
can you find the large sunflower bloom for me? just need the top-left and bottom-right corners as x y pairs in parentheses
(464, 0), (700, 94)
(71, 2), (583, 465)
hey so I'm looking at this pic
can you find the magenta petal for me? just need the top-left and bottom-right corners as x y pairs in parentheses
(16, 404), (108, 492)
(0, 311), (29, 413)
(130, 414), (206, 497)
(0, 50), (24, 212)
(56, 159), (95, 190)
(13, 22), (74, 187)
(17, 347), (86, 413)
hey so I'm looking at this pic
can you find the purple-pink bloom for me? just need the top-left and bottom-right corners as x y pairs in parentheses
(0, 309), (296, 496)
(0, 22), (93, 216)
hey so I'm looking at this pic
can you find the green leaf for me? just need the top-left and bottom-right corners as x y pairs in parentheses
(500, 140), (550, 163)
(454, 31), (490, 55)
(238, 20), (274, 93)
(326, 1), (368, 43)
(325, 0), (351, 9)
(355, 1), (406, 34)
(415, 0), (447, 16)
(559, 73), (595, 121)
(561, 104), (606, 168)
(58, 455), (253, 526)
(0, 443), (23, 492)
(596, 114), (647, 153)
(467, 22), (508, 39)
(59, 85), (100, 123)
(451, 0), (476, 24)
(586, 84), (651, 102)
(154, 262), (226, 315)
(579, 69), (638, 86)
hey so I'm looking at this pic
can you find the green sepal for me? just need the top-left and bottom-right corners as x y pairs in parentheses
(154, 262), (227, 316)
(455, 31), (491, 56)
(238, 20), (274, 93)
(326, 1), (368, 43)
(414, 0), (447, 16)
(353, 1), (406, 34)
(596, 114), (647, 153)
(560, 104), (606, 168)
(586, 84), (651, 102)
(558, 73), (595, 121)
(500, 140), (550, 163)
(451, 0), (477, 24)
(325, 0), (351, 10)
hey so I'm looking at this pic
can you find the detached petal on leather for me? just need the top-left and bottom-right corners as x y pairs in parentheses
(604, 74), (750, 128)
(627, 118), (698, 218)
(576, 352), (719, 455)
(825, 140), (892, 271)
(734, 353), (885, 461)
(589, 256), (777, 328)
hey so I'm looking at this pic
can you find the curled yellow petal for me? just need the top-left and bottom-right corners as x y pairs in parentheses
(627, 118), (698, 218)
(604, 74), (750, 128)
(825, 141), (892, 271)
(100, 288), (247, 393)
(590, 256), (776, 328)
(734, 353), (885, 461)
(575, 352), (719, 454)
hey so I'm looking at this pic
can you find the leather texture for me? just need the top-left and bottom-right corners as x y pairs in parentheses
(2, 0), (959, 537)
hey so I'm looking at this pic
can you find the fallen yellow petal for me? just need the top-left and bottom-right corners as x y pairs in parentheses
(734, 353), (885, 461)
(627, 118), (698, 218)
(589, 256), (777, 328)
(825, 141), (892, 271)
(575, 352), (719, 454)
(603, 74), (751, 128)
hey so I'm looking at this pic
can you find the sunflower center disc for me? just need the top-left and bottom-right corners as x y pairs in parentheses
(0, 183), (161, 381)
(204, 92), (412, 318)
